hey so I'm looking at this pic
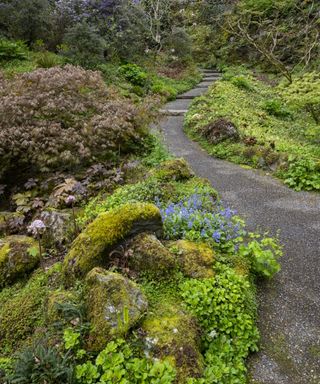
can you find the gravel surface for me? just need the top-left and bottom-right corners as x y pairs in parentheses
(157, 76), (320, 384)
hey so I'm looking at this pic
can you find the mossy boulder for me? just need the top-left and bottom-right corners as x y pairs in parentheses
(0, 235), (40, 288)
(141, 303), (204, 382)
(62, 203), (162, 284)
(46, 290), (78, 325)
(0, 265), (61, 355)
(128, 233), (176, 278)
(85, 267), (148, 351)
(39, 209), (75, 246)
(151, 159), (194, 182)
(0, 211), (24, 236)
(168, 240), (215, 278)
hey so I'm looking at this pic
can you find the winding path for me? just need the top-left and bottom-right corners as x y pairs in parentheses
(158, 71), (320, 384)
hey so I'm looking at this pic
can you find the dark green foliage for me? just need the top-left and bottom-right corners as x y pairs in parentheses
(8, 342), (74, 384)
(262, 99), (292, 118)
(62, 22), (106, 68)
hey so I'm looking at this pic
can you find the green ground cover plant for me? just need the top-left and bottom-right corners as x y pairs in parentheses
(185, 66), (320, 191)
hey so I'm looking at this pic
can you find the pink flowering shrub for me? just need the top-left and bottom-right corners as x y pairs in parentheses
(0, 65), (148, 180)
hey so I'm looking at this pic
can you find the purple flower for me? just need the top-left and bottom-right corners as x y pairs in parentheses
(28, 219), (46, 235)
(65, 195), (76, 205)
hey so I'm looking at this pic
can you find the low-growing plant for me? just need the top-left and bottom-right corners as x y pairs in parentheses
(75, 339), (176, 384)
(0, 39), (28, 62)
(35, 51), (64, 68)
(281, 157), (320, 191)
(262, 99), (292, 118)
(181, 264), (259, 384)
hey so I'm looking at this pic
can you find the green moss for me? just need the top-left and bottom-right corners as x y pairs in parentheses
(0, 235), (40, 288)
(85, 267), (148, 352)
(169, 240), (215, 278)
(0, 265), (62, 356)
(150, 159), (194, 182)
(129, 233), (176, 278)
(46, 289), (78, 325)
(63, 203), (162, 284)
(141, 302), (204, 383)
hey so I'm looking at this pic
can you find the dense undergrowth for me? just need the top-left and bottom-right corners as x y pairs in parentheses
(185, 66), (320, 191)
(0, 135), (282, 383)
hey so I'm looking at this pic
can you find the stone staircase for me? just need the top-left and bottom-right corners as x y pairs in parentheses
(160, 69), (220, 116)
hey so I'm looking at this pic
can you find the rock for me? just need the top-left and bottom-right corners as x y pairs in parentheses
(39, 209), (74, 245)
(128, 233), (176, 278)
(168, 240), (215, 278)
(46, 290), (78, 325)
(62, 203), (163, 284)
(200, 118), (239, 144)
(0, 235), (40, 288)
(85, 267), (148, 351)
(0, 211), (25, 236)
(150, 159), (194, 182)
(141, 303), (204, 382)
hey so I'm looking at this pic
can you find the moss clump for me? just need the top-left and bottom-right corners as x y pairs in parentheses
(169, 240), (215, 278)
(141, 302), (204, 383)
(0, 265), (61, 355)
(85, 267), (148, 352)
(62, 203), (162, 284)
(0, 235), (40, 288)
(129, 233), (176, 278)
(46, 289), (78, 325)
(151, 159), (194, 182)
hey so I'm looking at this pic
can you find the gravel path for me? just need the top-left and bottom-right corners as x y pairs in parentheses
(158, 72), (320, 384)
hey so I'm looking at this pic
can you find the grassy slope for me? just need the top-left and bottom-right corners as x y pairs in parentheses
(185, 68), (320, 191)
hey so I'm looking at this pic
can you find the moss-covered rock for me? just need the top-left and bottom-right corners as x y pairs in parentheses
(62, 203), (162, 284)
(0, 235), (40, 288)
(0, 211), (24, 236)
(168, 240), (215, 278)
(46, 289), (78, 325)
(141, 302), (204, 383)
(128, 233), (176, 278)
(39, 209), (75, 246)
(151, 159), (194, 182)
(85, 267), (148, 351)
(0, 264), (61, 355)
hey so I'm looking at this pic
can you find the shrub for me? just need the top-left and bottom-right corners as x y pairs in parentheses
(0, 39), (28, 61)
(280, 72), (320, 123)
(0, 65), (148, 182)
(62, 22), (106, 68)
(119, 63), (149, 88)
(262, 99), (292, 118)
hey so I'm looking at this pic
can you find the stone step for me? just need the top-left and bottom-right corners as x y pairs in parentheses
(160, 109), (188, 116)
(203, 76), (220, 81)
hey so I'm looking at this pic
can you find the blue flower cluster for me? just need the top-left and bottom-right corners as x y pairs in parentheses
(156, 193), (245, 251)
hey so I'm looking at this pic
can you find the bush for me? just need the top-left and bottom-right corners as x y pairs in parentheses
(0, 65), (149, 182)
(0, 39), (28, 61)
(119, 63), (149, 88)
(280, 72), (320, 123)
(62, 22), (106, 68)
(262, 99), (292, 118)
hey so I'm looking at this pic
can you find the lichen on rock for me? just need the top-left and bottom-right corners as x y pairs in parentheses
(0, 235), (40, 288)
(150, 159), (194, 182)
(141, 302), (204, 383)
(169, 240), (215, 278)
(62, 203), (163, 284)
(128, 233), (176, 278)
(85, 267), (148, 351)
